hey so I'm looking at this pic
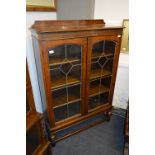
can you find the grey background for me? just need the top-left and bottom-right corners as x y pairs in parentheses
(57, 0), (95, 19)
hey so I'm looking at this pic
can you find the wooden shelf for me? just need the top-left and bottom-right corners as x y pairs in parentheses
(88, 102), (109, 112)
(92, 52), (101, 59)
(49, 58), (64, 66)
(89, 84), (99, 95)
(102, 69), (112, 77)
(91, 68), (101, 79)
(100, 85), (110, 94)
(103, 52), (114, 57)
(67, 76), (80, 85)
(49, 58), (80, 66)
(90, 68), (112, 80)
(53, 99), (81, 109)
(92, 51), (114, 59)
(51, 75), (66, 89)
(68, 93), (80, 102)
(53, 92), (81, 108)
(89, 84), (109, 97)
(51, 75), (80, 89)
(53, 93), (67, 107)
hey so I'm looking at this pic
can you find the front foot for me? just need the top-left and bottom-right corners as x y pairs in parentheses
(105, 111), (112, 122)
(51, 134), (56, 147)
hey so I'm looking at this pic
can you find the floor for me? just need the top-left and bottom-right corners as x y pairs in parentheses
(52, 114), (125, 155)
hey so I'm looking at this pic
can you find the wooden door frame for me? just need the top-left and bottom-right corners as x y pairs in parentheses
(86, 35), (122, 112)
(40, 38), (87, 128)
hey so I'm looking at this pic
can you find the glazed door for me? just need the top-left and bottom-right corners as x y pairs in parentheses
(86, 35), (121, 112)
(42, 38), (87, 126)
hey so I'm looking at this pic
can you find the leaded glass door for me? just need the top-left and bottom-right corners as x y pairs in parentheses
(44, 38), (87, 123)
(87, 36), (119, 112)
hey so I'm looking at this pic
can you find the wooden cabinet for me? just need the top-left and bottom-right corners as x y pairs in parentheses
(31, 20), (123, 141)
(26, 63), (52, 155)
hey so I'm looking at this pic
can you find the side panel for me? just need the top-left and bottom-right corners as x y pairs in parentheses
(32, 37), (49, 120)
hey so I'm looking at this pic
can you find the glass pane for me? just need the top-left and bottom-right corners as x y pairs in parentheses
(92, 41), (104, 58)
(52, 88), (67, 107)
(54, 105), (67, 122)
(104, 41), (116, 55)
(91, 62), (102, 79)
(89, 95), (100, 109)
(89, 92), (109, 110)
(100, 76), (111, 93)
(89, 79), (100, 97)
(89, 40), (116, 111)
(68, 101), (80, 117)
(103, 58), (114, 74)
(67, 44), (81, 61)
(68, 65), (81, 84)
(26, 124), (40, 155)
(49, 45), (65, 66)
(48, 44), (82, 122)
(68, 84), (80, 102)
(92, 40), (115, 57)
(50, 67), (66, 89)
(100, 92), (109, 105)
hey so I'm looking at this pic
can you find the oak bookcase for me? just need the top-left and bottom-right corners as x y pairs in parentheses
(30, 20), (123, 142)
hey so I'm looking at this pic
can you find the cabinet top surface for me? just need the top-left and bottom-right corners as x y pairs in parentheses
(31, 20), (123, 34)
